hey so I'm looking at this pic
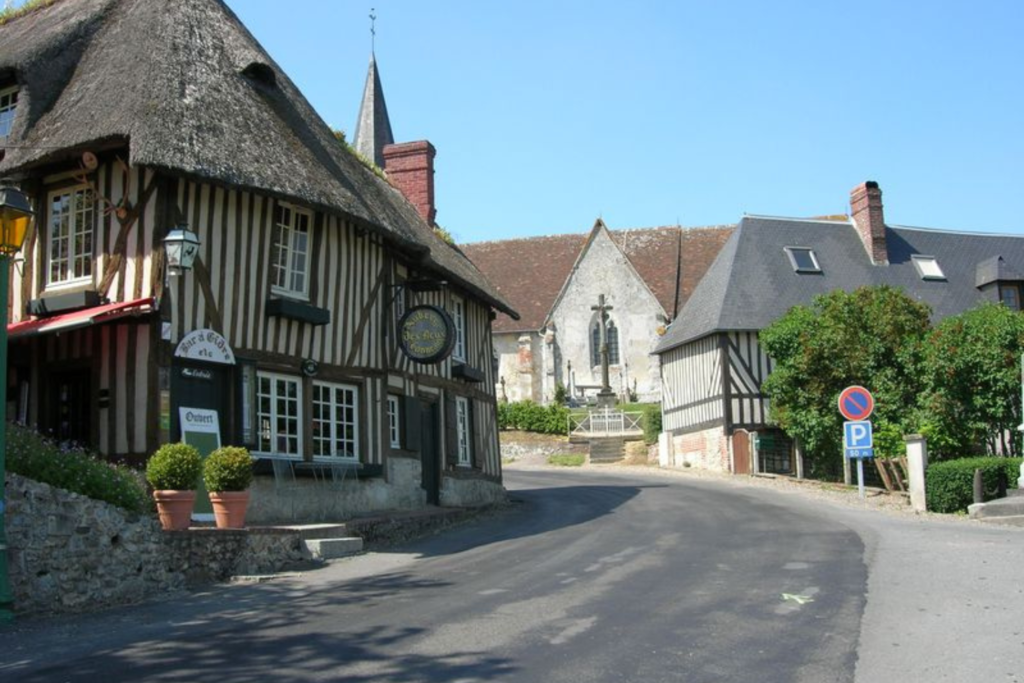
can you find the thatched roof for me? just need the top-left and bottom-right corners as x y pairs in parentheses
(0, 0), (516, 317)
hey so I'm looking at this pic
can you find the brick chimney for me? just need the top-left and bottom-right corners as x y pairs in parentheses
(383, 141), (436, 225)
(850, 181), (887, 265)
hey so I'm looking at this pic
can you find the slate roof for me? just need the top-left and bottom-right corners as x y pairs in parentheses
(461, 223), (734, 334)
(0, 0), (515, 317)
(656, 215), (1024, 353)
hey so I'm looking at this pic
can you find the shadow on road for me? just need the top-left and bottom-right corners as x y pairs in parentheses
(390, 482), (667, 558)
(5, 570), (519, 683)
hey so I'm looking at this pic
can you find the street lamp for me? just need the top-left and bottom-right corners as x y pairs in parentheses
(0, 179), (33, 624)
(163, 224), (200, 275)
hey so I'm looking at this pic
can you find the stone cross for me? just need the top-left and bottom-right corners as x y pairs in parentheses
(591, 294), (616, 406)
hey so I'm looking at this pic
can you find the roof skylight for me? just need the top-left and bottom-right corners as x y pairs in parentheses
(784, 247), (821, 273)
(912, 255), (946, 281)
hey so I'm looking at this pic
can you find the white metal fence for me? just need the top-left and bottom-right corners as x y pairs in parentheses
(569, 409), (644, 437)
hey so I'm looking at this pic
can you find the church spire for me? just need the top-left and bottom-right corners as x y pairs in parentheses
(352, 13), (393, 169)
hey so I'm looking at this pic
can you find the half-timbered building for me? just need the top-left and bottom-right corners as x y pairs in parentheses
(0, 0), (517, 520)
(655, 181), (1024, 474)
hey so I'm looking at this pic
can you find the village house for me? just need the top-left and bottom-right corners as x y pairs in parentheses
(655, 181), (1024, 475)
(0, 0), (518, 521)
(461, 220), (733, 405)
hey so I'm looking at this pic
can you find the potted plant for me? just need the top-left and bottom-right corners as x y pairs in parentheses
(203, 446), (255, 529)
(146, 442), (203, 530)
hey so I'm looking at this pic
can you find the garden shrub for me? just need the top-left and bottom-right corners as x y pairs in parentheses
(498, 400), (570, 435)
(203, 446), (255, 492)
(145, 442), (203, 491)
(926, 456), (1022, 513)
(642, 404), (661, 445)
(6, 424), (149, 513)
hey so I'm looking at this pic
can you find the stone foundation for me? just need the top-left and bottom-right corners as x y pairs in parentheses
(246, 457), (427, 524)
(440, 476), (507, 507)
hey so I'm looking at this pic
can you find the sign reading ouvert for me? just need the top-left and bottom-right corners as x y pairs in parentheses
(399, 305), (455, 364)
(174, 329), (236, 365)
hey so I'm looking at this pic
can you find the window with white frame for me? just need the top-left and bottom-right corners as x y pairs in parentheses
(387, 395), (401, 449)
(47, 186), (95, 286)
(257, 373), (302, 456)
(0, 86), (18, 139)
(451, 296), (466, 362)
(394, 277), (407, 321)
(312, 381), (359, 460)
(455, 396), (471, 466)
(270, 202), (311, 298)
(912, 255), (945, 281)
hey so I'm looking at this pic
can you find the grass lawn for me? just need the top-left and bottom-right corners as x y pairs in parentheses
(548, 453), (586, 467)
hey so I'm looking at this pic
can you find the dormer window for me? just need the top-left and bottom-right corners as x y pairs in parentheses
(999, 284), (1022, 311)
(0, 85), (18, 139)
(912, 255), (945, 281)
(784, 247), (821, 273)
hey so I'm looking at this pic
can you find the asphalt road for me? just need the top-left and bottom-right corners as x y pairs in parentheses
(2, 467), (1022, 682)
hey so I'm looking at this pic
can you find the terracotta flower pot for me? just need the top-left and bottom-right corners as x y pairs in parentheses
(153, 490), (196, 531)
(209, 490), (251, 529)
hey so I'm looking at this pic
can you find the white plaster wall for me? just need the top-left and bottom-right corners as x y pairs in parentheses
(548, 228), (666, 403)
(494, 331), (542, 403)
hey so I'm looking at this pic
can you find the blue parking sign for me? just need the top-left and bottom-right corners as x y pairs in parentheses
(844, 420), (874, 459)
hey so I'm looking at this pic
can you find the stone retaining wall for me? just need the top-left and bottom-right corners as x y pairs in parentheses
(4, 474), (305, 616)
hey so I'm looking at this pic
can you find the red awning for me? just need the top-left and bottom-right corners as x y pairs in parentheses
(7, 296), (157, 339)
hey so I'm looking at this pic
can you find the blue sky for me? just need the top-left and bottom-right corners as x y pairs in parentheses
(66, 2), (1024, 242)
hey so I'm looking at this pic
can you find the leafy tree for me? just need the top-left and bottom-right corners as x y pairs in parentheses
(760, 286), (932, 479)
(919, 302), (1024, 458)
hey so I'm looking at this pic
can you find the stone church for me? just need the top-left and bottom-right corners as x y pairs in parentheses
(461, 221), (732, 404)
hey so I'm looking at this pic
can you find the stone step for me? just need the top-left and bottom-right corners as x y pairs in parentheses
(303, 537), (364, 560)
(589, 438), (625, 463)
(967, 496), (1024, 519)
(974, 515), (1024, 527)
(270, 523), (351, 540)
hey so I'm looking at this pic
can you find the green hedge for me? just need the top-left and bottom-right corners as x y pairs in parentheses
(642, 404), (662, 445)
(498, 400), (570, 435)
(7, 424), (150, 513)
(926, 456), (1022, 513)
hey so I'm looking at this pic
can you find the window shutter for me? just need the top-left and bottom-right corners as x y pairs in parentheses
(402, 395), (421, 453)
(470, 399), (483, 469)
(444, 394), (458, 468)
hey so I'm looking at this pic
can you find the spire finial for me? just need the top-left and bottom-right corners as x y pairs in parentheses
(370, 8), (377, 53)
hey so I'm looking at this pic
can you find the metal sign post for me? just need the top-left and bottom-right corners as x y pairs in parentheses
(840, 386), (876, 499)
(844, 420), (873, 498)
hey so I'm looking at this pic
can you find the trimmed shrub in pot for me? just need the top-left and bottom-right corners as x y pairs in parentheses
(203, 446), (255, 529)
(146, 443), (203, 530)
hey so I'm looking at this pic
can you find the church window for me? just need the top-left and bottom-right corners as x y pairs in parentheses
(591, 319), (621, 366)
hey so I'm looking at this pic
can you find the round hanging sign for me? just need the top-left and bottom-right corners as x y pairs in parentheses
(399, 305), (456, 364)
